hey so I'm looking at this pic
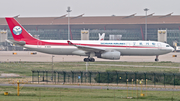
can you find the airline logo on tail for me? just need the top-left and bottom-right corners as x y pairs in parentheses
(13, 26), (22, 35)
(6, 17), (37, 41)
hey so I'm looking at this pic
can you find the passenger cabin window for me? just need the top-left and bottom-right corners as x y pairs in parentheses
(166, 45), (170, 47)
(133, 42), (136, 46)
(152, 43), (155, 45)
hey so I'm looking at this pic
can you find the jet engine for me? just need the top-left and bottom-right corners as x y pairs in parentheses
(97, 51), (120, 60)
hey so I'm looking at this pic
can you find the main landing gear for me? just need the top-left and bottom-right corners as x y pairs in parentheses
(84, 52), (95, 62)
(84, 58), (95, 62)
(155, 55), (159, 61)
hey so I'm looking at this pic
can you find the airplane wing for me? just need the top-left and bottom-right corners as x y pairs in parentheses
(67, 40), (106, 53)
(6, 39), (26, 46)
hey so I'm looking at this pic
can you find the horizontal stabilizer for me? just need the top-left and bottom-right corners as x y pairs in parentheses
(6, 39), (26, 46)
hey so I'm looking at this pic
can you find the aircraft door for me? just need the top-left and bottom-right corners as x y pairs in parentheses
(157, 43), (161, 49)
(126, 43), (130, 49)
(37, 41), (42, 48)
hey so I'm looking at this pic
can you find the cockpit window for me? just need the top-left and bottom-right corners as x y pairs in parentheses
(166, 45), (170, 47)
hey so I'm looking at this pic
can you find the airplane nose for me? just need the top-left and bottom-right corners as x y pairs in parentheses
(172, 47), (175, 52)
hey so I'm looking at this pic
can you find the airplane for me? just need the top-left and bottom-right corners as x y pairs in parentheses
(99, 33), (105, 41)
(6, 17), (174, 62)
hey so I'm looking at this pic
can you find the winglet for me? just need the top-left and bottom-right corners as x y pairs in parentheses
(67, 40), (74, 45)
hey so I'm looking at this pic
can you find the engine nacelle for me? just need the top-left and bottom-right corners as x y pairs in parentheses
(97, 51), (120, 60)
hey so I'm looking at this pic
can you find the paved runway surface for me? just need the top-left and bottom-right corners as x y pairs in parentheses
(0, 51), (179, 62)
(0, 84), (179, 91)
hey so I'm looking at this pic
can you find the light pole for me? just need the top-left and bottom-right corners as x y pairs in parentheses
(52, 55), (55, 71)
(67, 7), (72, 40)
(144, 8), (149, 41)
(51, 55), (55, 81)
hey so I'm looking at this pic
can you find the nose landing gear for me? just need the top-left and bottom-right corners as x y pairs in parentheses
(155, 55), (159, 61)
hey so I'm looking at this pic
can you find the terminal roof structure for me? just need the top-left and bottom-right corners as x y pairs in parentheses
(0, 15), (180, 29)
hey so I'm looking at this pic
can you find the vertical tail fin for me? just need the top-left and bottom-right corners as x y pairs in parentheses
(98, 33), (105, 41)
(6, 17), (37, 41)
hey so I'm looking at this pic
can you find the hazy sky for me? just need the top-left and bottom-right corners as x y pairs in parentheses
(1, 0), (180, 17)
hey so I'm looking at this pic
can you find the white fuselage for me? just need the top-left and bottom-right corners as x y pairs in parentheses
(6, 17), (174, 61)
(23, 40), (174, 56)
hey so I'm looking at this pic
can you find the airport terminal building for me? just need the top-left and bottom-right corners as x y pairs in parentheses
(0, 14), (180, 50)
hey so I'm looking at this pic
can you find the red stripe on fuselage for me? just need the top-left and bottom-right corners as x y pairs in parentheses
(25, 40), (158, 49)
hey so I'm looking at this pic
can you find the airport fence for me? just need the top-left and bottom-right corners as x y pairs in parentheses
(32, 70), (180, 86)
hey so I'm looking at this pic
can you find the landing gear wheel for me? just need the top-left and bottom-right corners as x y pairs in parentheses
(83, 58), (95, 62)
(89, 58), (95, 62)
(155, 59), (159, 61)
(84, 58), (89, 62)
